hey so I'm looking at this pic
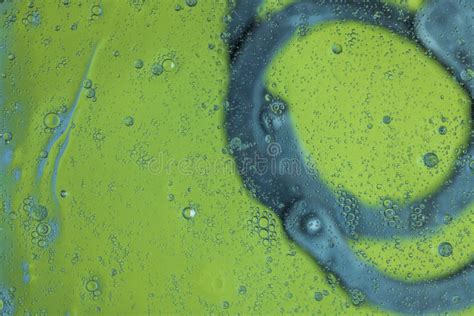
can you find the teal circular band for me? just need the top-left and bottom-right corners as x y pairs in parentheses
(226, 0), (474, 313)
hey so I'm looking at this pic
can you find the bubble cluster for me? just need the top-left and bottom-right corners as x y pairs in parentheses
(185, 0), (198, 7)
(83, 79), (97, 101)
(22, 10), (41, 27)
(297, 20), (310, 37)
(220, 31), (231, 44)
(269, 99), (286, 115)
(25, 201), (48, 221)
(349, 288), (366, 306)
(123, 116), (134, 127)
(32, 221), (52, 248)
(129, 0), (145, 11)
(85, 277), (102, 300)
(129, 143), (155, 169)
(248, 208), (277, 247)
(0, 288), (14, 315)
(460, 68), (474, 81)
(21, 197), (58, 247)
(92, 129), (105, 143)
(83, 79), (93, 89)
(335, 187), (360, 238)
(410, 204), (427, 229)
(381, 199), (401, 228)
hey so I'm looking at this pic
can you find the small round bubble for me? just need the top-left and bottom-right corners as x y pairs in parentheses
(134, 59), (144, 69)
(331, 43), (342, 54)
(423, 152), (439, 168)
(182, 207), (196, 220)
(43, 112), (61, 129)
(314, 291), (323, 301)
(438, 242), (453, 257)
(186, 0), (198, 7)
(86, 280), (99, 292)
(383, 115), (392, 124)
(151, 63), (164, 76)
(162, 59), (176, 72)
(36, 222), (51, 236)
(91, 5), (103, 16)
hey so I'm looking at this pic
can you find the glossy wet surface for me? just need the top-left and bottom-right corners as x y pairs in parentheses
(0, 0), (473, 314)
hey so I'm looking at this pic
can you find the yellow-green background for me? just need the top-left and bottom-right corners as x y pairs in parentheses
(1, 0), (473, 314)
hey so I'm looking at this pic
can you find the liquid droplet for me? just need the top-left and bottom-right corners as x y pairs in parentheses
(123, 116), (134, 127)
(438, 242), (453, 257)
(134, 59), (144, 69)
(423, 152), (439, 168)
(86, 280), (99, 292)
(438, 126), (447, 135)
(162, 59), (176, 72)
(151, 63), (164, 76)
(331, 43), (342, 54)
(186, 0), (198, 7)
(43, 113), (61, 129)
(36, 222), (51, 236)
(91, 4), (103, 16)
(182, 207), (196, 219)
(314, 291), (323, 301)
